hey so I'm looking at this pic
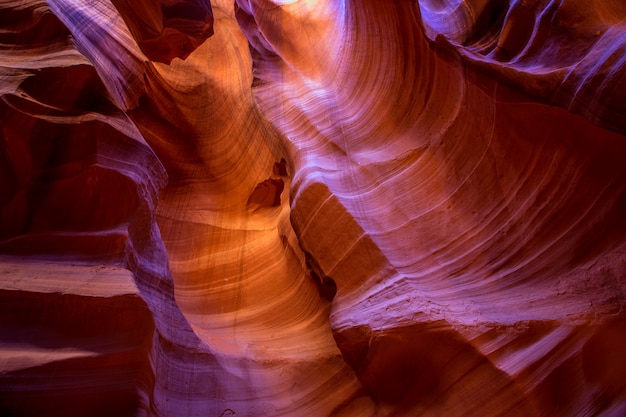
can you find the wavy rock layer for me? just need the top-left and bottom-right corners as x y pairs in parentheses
(239, 1), (626, 415)
(1, 0), (625, 416)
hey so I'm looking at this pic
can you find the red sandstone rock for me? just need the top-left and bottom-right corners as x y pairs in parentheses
(1, 0), (625, 416)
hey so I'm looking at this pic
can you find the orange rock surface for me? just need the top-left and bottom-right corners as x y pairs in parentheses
(1, 0), (625, 416)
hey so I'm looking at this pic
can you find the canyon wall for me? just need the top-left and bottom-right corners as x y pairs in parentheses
(1, 0), (625, 416)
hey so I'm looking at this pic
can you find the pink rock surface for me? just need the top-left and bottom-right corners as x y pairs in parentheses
(1, 0), (625, 416)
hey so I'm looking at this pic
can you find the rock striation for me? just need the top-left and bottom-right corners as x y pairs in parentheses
(1, 0), (625, 416)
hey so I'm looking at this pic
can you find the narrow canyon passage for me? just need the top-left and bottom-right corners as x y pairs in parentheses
(1, 0), (625, 416)
(131, 2), (368, 414)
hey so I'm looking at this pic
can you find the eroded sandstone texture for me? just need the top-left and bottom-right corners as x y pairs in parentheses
(1, 0), (625, 416)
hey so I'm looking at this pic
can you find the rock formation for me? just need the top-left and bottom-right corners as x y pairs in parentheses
(1, 0), (625, 416)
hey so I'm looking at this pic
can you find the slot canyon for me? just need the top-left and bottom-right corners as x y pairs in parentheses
(1, 0), (626, 415)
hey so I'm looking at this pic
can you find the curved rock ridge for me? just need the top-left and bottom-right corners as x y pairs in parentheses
(0, 0), (625, 416)
(0, 2), (226, 416)
(238, 0), (626, 415)
(418, 0), (626, 134)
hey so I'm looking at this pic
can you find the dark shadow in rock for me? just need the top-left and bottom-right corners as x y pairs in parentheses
(246, 178), (284, 208)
